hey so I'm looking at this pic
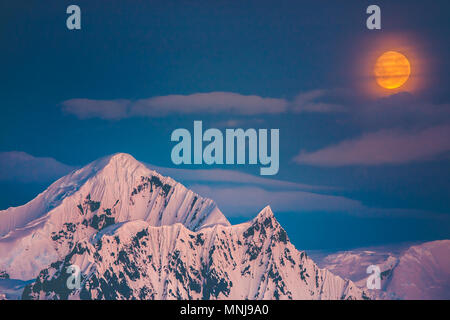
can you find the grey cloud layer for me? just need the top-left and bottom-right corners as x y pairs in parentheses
(295, 125), (450, 166)
(61, 90), (337, 119)
(146, 163), (335, 192)
(63, 92), (287, 119)
(0, 152), (76, 183)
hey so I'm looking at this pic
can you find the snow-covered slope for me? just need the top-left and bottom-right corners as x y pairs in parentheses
(0, 153), (229, 279)
(22, 206), (367, 300)
(385, 240), (450, 299)
(311, 240), (450, 300)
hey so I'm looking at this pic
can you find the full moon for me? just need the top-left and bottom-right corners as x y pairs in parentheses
(374, 51), (411, 89)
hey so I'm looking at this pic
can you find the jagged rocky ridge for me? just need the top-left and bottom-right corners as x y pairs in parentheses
(0, 153), (367, 299)
(22, 206), (367, 300)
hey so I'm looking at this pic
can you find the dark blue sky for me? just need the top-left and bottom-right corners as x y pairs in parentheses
(0, 0), (449, 250)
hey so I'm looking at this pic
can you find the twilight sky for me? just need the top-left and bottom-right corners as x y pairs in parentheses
(0, 0), (449, 250)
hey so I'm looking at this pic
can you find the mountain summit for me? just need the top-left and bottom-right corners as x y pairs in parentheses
(0, 153), (228, 279)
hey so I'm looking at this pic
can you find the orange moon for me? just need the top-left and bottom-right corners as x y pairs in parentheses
(374, 51), (411, 89)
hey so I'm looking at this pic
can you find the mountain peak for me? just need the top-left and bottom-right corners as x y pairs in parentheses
(0, 153), (230, 279)
(80, 153), (160, 187)
(99, 153), (145, 172)
(107, 152), (139, 164)
(253, 205), (275, 221)
(244, 205), (285, 240)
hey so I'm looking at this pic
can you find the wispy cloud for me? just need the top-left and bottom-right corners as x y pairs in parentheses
(151, 163), (432, 218)
(291, 90), (344, 113)
(349, 93), (450, 131)
(61, 90), (344, 120)
(190, 184), (363, 217)
(294, 125), (450, 166)
(146, 163), (334, 192)
(0, 152), (76, 183)
(62, 99), (131, 120)
(62, 92), (288, 119)
(132, 92), (288, 116)
(188, 184), (440, 219)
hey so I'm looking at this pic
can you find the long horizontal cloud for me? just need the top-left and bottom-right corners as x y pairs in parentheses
(132, 92), (288, 116)
(62, 91), (450, 133)
(61, 90), (344, 119)
(294, 125), (450, 166)
(62, 92), (288, 119)
(146, 163), (334, 192)
(62, 99), (131, 120)
(190, 185), (363, 217)
(188, 184), (438, 219)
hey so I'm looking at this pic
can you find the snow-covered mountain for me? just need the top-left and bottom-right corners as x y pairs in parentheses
(0, 153), (367, 300)
(311, 240), (450, 300)
(22, 206), (365, 300)
(0, 153), (228, 280)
